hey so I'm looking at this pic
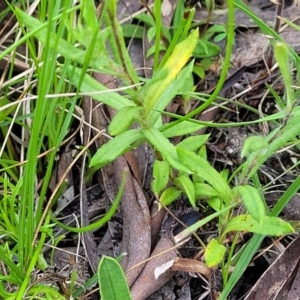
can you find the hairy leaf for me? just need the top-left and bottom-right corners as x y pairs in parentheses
(90, 129), (144, 168)
(205, 238), (226, 268)
(224, 214), (294, 236)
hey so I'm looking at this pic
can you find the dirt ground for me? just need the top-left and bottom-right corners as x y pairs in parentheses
(2, 0), (300, 299)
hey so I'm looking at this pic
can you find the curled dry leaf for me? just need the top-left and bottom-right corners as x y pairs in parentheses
(130, 236), (178, 300)
(244, 235), (300, 300)
(154, 257), (211, 280)
(91, 71), (151, 286)
(170, 257), (211, 278)
(150, 202), (167, 250)
(113, 156), (151, 287)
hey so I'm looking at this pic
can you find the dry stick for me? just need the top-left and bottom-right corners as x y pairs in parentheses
(108, 9), (136, 88)
(266, 0), (284, 69)
(1, 112), (82, 171)
(126, 239), (187, 273)
(80, 96), (99, 273)
(32, 130), (105, 248)
(0, 84), (31, 158)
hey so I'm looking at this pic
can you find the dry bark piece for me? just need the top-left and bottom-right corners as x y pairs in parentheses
(116, 0), (143, 20)
(130, 236), (178, 300)
(150, 203), (167, 250)
(170, 257), (211, 277)
(49, 142), (74, 196)
(92, 51), (152, 287)
(112, 156), (151, 287)
(244, 235), (300, 300)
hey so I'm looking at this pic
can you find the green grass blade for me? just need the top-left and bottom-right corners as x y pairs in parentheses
(52, 173), (126, 233)
(220, 174), (300, 299)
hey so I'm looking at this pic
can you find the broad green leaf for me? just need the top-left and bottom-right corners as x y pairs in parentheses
(66, 67), (135, 110)
(241, 135), (268, 158)
(274, 42), (294, 112)
(223, 214), (294, 236)
(240, 116), (300, 180)
(142, 29), (199, 116)
(98, 256), (131, 300)
(121, 24), (144, 38)
(205, 24), (227, 38)
(193, 39), (221, 58)
(193, 64), (205, 79)
(220, 169), (230, 181)
(160, 186), (182, 207)
(177, 135), (210, 152)
(214, 32), (227, 42)
(233, 185), (266, 225)
(143, 128), (191, 173)
(194, 183), (219, 199)
(198, 145), (207, 160)
(108, 106), (142, 136)
(177, 147), (232, 205)
(161, 119), (205, 138)
(82, 0), (98, 30)
(174, 175), (196, 207)
(220, 173), (300, 300)
(152, 160), (170, 196)
(133, 13), (155, 27)
(205, 238), (226, 268)
(207, 197), (224, 211)
(90, 129), (144, 168)
(147, 26), (157, 43)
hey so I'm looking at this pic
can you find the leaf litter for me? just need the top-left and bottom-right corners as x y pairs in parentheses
(2, 0), (300, 299)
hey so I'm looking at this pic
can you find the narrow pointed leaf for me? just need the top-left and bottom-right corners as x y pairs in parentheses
(108, 106), (142, 136)
(241, 135), (268, 158)
(161, 120), (205, 138)
(194, 183), (219, 199)
(148, 62), (195, 124)
(67, 67), (135, 109)
(207, 197), (224, 211)
(177, 147), (232, 205)
(142, 29), (199, 115)
(274, 42), (294, 111)
(152, 160), (170, 196)
(82, 0), (98, 30)
(234, 185), (266, 225)
(160, 187), (182, 207)
(177, 135), (210, 152)
(174, 175), (196, 207)
(90, 129), (144, 168)
(143, 128), (191, 173)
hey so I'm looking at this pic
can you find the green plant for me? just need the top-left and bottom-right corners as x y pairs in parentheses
(98, 256), (131, 300)
(1, 0), (300, 298)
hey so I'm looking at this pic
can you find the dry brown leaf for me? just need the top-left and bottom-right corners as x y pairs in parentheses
(244, 235), (300, 300)
(130, 236), (178, 300)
